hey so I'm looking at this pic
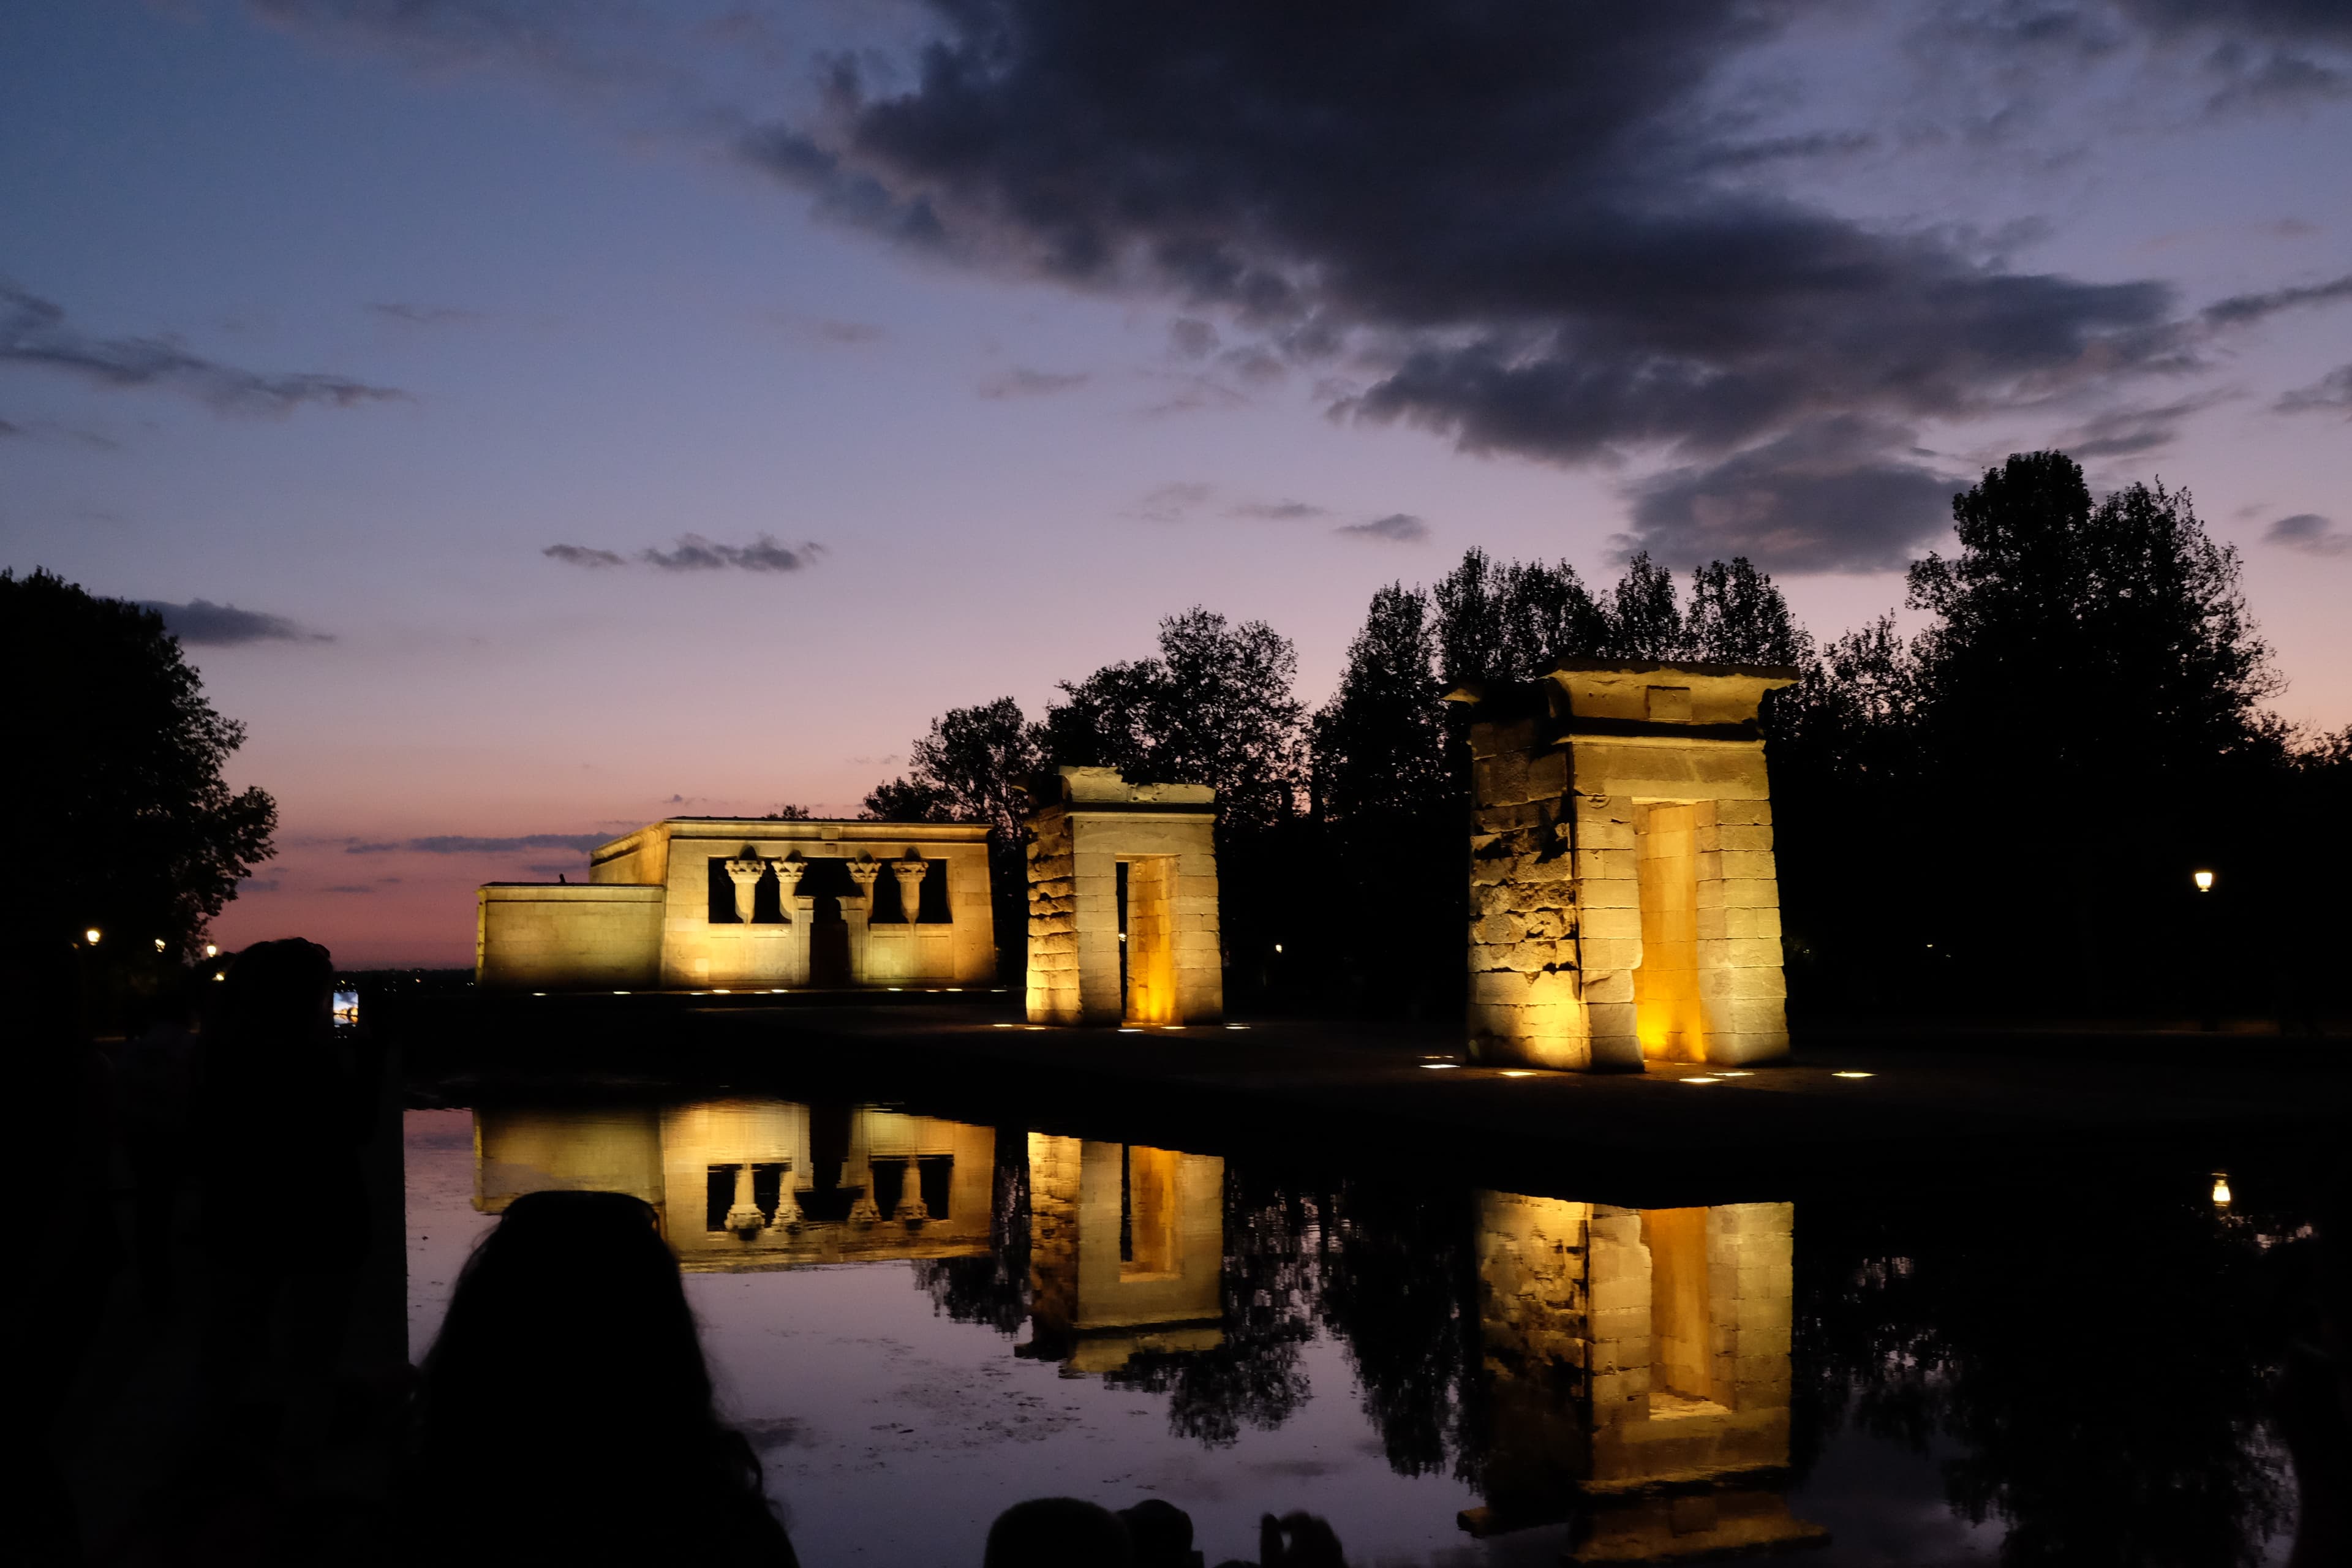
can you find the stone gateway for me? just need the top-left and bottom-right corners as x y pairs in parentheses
(1450, 660), (1799, 1071)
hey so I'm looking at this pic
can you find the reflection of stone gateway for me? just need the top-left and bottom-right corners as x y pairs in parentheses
(1449, 662), (1798, 1071)
(473, 816), (995, 992)
(1469, 1193), (1827, 1559)
(1022, 1134), (1224, 1373)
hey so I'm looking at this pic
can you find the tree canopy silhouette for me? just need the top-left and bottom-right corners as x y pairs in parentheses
(0, 569), (276, 956)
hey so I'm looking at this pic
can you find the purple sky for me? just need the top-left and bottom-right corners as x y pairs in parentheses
(4, 1), (2348, 965)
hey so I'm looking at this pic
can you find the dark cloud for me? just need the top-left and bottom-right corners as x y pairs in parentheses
(543, 543), (628, 567)
(545, 536), (822, 571)
(0, 417), (18, 437)
(1227, 499), (1327, 521)
(1336, 513), (1430, 545)
(640, 533), (819, 571)
(140, 598), (334, 646)
(322, 884), (377, 894)
(345, 841), (401, 854)
(1623, 417), (1957, 574)
(2264, 512), (2352, 556)
(736, 2), (2207, 571)
(241, 878), (281, 894)
(2201, 271), (2352, 326)
(368, 301), (484, 326)
(975, 366), (1088, 399)
(2, 282), (406, 414)
(2276, 364), (2352, 415)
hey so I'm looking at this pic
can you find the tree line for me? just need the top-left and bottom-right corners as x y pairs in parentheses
(867, 451), (2351, 1023)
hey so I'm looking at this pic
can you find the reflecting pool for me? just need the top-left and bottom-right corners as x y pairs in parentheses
(406, 1091), (2312, 1566)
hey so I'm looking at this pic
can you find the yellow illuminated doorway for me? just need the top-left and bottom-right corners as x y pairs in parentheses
(1634, 804), (1705, 1061)
(1640, 1206), (1724, 1412)
(1120, 857), (1177, 1025)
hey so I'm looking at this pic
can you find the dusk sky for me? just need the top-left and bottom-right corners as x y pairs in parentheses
(5, 0), (2349, 965)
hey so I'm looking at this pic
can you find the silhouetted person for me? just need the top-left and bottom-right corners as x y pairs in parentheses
(123, 982), (199, 1309)
(1214, 1515), (1348, 1568)
(409, 1189), (799, 1567)
(1120, 1499), (1204, 1568)
(984, 1498), (1133, 1568)
(197, 938), (374, 1460)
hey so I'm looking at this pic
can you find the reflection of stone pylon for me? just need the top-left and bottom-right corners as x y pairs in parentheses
(723, 1163), (765, 1234)
(893, 1155), (929, 1224)
(847, 1158), (881, 1224)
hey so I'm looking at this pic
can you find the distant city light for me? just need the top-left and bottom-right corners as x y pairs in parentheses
(1273, 943), (1283, 954)
(2212, 1172), (2233, 1207)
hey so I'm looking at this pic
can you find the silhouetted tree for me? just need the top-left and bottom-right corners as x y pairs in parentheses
(1310, 584), (1457, 1011)
(0, 569), (276, 958)
(1686, 557), (1805, 665)
(1604, 551), (1686, 660)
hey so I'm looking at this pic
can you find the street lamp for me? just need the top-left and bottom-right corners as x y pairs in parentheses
(83, 927), (101, 946)
(2193, 869), (2215, 892)
(203, 944), (219, 959)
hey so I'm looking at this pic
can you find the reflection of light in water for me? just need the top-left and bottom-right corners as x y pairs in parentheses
(1833, 1071), (1874, 1079)
(1682, 1075), (1719, 1084)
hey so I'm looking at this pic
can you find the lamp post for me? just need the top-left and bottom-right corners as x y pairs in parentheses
(2193, 869), (2217, 1031)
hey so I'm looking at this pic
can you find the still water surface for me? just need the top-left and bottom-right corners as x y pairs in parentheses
(405, 1092), (2308, 1567)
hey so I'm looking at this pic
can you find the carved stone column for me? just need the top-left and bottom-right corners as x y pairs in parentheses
(891, 855), (928, 925)
(723, 858), (767, 924)
(724, 1163), (764, 1234)
(893, 1155), (929, 1224)
(771, 856), (811, 984)
(842, 856), (880, 984)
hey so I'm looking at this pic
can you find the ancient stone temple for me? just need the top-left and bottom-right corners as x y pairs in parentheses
(1022, 1134), (1225, 1373)
(1449, 660), (1798, 1071)
(475, 816), (995, 992)
(1469, 1194), (1825, 1559)
(1022, 767), (1223, 1027)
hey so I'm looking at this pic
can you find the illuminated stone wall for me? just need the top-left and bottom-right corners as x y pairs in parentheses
(1452, 661), (1796, 1070)
(1473, 1193), (1822, 1556)
(475, 816), (995, 992)
(1023, 767), (1222, 1026)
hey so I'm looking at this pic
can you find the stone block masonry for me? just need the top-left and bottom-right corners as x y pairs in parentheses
(1449, 660), (1797, 1071)
(1023, 766), (1223, 1027)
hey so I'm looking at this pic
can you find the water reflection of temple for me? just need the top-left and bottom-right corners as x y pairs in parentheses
(1019, 1135), (1226, 1373)
(474, 1101), (995, 1268)
(1471, 1194), (1826, 1561)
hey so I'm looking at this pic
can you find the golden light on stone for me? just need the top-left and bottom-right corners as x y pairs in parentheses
(2194, 869), (2215, 892)
(2212, 1172), (2232, 1207)
(1831, 1070), (1874, 1079)
(1683, 1075), (1721, 1085)
(1499, 1069), (1536, 1077)
(1450, 660), (1798, 1074)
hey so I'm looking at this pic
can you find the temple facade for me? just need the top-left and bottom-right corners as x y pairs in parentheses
(475, 816), (995, 992)
(1450, 660), (1798, 1071)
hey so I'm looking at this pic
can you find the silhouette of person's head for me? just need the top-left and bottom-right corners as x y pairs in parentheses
(984, 1498), (1134, 1568)
(213, 938), (333, 1056)
(413, 1189), (796, 1566)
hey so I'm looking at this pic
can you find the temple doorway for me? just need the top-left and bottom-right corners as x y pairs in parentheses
(1634, 804), (1706, 1061)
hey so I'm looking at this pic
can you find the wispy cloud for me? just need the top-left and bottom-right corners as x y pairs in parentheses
(368, 301), (485, 327)
(349, 833), (608, 855)
(1227, 499), (1329, 521)
(2276, 364), (2352, 415)
(140, 598), (334, 646)
(1336, 513), (1430, 545)
(2265, 513), (2352, 557)
(322, 884), (377, 894)
(2201, 271), (2352, 327)
(1126, 481), (1215, 523)
(2, 282), (405, 414)
(976, 366), (1089, 399)
(543, 535), (823, 573)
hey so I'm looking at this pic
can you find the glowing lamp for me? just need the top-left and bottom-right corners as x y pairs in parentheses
(154, 938), (167, 952)
(2193, 869), (2215, 892)
(204, 944), (219, 959)
(84, 928), (102, 946)
(1831, 1070), (1874, 1079)
(2211, 1172), (2231, 1208)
